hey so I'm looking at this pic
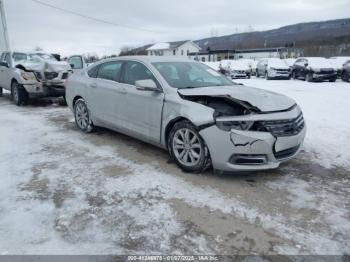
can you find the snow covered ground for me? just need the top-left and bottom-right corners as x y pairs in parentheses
(0, 79), (349, 256)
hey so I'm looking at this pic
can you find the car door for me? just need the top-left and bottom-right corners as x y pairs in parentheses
(118, 60), (165, 144)
(257, 60), (264, 75)
(0, 52), (5, 86)
(293, 59), (304, 78)
(0, 52), (12, 90)
(87, 61), (125, 127)
(68, 55), (86, 73)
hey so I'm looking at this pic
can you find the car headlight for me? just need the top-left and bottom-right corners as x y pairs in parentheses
(20, 71), (37, 81)
(216, 121), (254, 131)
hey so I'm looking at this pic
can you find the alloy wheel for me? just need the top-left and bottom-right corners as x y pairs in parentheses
(172, 128), (202, 167)
(13, 85), (19, 104)
(75, 102), (89, 130)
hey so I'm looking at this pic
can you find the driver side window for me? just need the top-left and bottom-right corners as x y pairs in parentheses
(122, 61), (157, 86)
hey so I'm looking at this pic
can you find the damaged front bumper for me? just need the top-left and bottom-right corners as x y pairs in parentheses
(199, 106), (306, 172)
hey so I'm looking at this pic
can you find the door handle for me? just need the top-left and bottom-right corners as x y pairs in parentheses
(90, 83), (97, 88)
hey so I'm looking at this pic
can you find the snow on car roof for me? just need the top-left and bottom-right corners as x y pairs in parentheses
(329, 57), (350, 68)
(267, 58), (289, 67)
(302, 57), (335, 68)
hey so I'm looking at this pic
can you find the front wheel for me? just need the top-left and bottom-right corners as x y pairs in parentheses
(306, 73), (313, 82)
(74, 99), (94, 133)
(168, 120), (211, 173)
(341, 72), (350, 82)
(11, 81), (28, 106)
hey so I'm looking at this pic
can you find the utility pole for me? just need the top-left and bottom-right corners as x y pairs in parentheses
(0, 0), (10, 51)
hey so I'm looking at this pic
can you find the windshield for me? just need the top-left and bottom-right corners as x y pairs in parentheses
(12, 53), (29, 62)
(152, 62), (233, 89)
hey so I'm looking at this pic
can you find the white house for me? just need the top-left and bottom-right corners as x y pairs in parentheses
(147, 41), (201, 57)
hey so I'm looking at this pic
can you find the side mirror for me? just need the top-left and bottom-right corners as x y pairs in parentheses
(0, 61), (9, 68)
(70, 64), (75, 69)
(135, 79), (159, 91)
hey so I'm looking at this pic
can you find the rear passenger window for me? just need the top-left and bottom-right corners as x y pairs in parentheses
(96, 61), (123, 81)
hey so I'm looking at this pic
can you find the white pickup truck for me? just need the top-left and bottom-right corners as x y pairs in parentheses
(0, 51), (71, 105)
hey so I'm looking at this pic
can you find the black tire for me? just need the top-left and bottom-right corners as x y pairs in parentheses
(341, 72), (350, 82)
(0, 87), (2, 97)
(306, 73), (313, 82)
(74, 98), (94, 133)
(329, 78), (336, 83)
(292, 71), (297, 79)
(61, 95), (68, 106)
(168, 120), (211, 173)
(11, 81), (28, 106)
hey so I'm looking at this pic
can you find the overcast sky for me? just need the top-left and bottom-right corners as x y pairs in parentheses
(3, 0), (350, 56)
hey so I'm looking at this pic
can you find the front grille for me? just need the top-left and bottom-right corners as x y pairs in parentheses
(274, 145), (300, 160)
(276, 69), (290, 72)
(62, 72), (68, 79)
(258, 113), (305, 137)
(45, 72), (59, 80)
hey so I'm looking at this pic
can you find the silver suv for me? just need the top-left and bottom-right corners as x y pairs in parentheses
(0, 51), (71, 105)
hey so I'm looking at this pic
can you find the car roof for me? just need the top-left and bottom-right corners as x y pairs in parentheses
(99, 55), (196, 64)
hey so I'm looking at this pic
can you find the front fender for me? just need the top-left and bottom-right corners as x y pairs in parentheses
(161, 94), (215, 145)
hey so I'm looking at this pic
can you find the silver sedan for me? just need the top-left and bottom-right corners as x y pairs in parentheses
(66, 56), (306, 173)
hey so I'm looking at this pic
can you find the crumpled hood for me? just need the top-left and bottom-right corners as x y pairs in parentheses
(45, 60), (71, 72)
(15, 61), (44, 72)
(15, 60), (71, 72)
(178, 85), (296, 112)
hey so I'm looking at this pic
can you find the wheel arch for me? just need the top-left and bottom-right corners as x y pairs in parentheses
(164, 117), (191, 148)
(72, 95), (84, 108)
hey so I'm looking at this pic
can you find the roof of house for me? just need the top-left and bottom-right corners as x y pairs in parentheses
(147, 40), (198, 51)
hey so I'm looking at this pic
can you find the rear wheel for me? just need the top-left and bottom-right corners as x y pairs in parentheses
(168, 120), (211, 173)
(74, 99), (94, 133)
(306, 73), (313, 82)
(11, 81), (28, 106)
(341, 72), (350, 82)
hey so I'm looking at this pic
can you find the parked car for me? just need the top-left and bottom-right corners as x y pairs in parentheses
(256, 58), (291, 80)
(228, 60), (252, 79)
(340, 60), (350, 82)
(0, 51), (71, 105)
(330, 56), (350, 78)
(292, 57), (337, 82)
(66, 56), (306, 173)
